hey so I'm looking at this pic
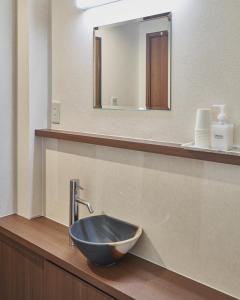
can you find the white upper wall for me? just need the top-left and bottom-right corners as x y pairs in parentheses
(52, 0), (240, 144)
(0, 0), (16, 217)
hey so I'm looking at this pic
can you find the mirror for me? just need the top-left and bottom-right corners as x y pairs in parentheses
(93, 13), (172, 111)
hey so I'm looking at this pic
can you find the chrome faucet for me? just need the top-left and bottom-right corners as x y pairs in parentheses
(70, 179), (94, 226)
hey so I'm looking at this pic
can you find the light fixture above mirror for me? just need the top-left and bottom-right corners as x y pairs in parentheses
(75, 0), (121, 10)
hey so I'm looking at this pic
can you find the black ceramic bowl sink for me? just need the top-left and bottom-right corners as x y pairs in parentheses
(69, 215), (142, 266)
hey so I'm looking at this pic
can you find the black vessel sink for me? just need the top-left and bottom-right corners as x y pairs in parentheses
(69, 215), (142, 266)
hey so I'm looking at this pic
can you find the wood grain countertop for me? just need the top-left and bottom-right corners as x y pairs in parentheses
(0, 215), (237, 300)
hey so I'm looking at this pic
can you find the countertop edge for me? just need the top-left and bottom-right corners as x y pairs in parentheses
(0, 215), (237, 300)
(0, 216), (130, 300)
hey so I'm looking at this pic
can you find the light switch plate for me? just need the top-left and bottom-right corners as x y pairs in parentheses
(52, 102), (61, 124)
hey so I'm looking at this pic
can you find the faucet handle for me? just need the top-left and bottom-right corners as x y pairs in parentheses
(70, 179), (84, 191)
(76, 183), (84, 191)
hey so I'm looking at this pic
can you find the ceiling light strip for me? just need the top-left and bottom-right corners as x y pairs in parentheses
(76, 0), (121, 10)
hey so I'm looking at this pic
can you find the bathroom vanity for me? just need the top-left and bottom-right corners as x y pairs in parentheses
(0, 215), (236, 300)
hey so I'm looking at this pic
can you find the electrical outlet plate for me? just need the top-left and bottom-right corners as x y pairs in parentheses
(52, 102), (61, 124)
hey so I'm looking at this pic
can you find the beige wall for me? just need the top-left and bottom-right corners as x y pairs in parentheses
(45, 0), (240, 298)
(0, 0), (16, 217)
(45, 139), (240, 298)
(17, 0), (49, 218)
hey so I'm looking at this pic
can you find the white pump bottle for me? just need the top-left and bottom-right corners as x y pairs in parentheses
(211, 105), (234, 151)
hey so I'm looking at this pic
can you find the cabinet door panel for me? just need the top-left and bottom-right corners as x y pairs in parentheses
(0, 238), (44, 300)
(44, 261), (114, 300)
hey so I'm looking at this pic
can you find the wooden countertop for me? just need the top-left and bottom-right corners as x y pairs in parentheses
(0, 215), (236, 300)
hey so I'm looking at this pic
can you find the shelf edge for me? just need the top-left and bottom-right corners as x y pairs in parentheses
(35, 129), (240, 166)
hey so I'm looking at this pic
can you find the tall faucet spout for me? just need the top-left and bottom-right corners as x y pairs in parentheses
(70, 179), (94, 227)
(76, 199), (94, 214)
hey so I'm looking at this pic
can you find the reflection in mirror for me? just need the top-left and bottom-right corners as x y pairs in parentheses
(94, 13), (172, 111)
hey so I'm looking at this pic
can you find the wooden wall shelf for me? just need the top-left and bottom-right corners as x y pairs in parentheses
(35, 129), (240, 166)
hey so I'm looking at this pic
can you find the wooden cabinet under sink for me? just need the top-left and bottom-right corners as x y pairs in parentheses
(0, 238), (44, 300)
(0, 237), (113, 300)
(44, 261), (114, 300)
(0, 216), (237, 300)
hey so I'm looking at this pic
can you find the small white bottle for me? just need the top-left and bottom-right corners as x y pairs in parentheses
(211, 105), (234, 151)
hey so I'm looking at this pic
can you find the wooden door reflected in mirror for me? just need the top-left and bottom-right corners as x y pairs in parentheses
(146, 30), (169, 110)
(95, 37), (102, 108)
(94, 13), (172, 111)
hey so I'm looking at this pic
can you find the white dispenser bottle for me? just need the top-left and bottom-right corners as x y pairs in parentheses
(211, 105), (234, 151)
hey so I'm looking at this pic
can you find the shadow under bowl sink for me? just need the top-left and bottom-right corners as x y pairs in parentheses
(69, 215), (142, 266)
